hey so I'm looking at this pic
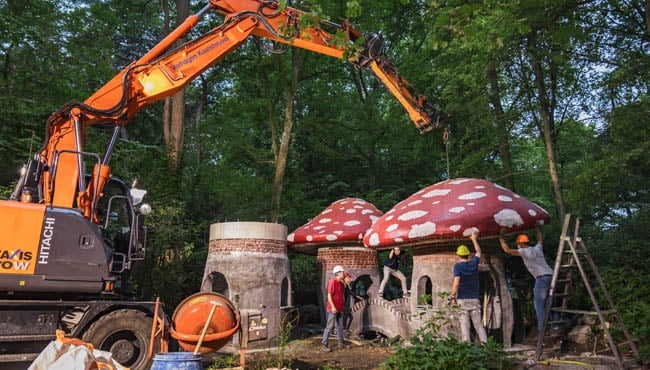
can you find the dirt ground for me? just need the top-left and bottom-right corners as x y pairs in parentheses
(244, 335), (394, 370)
(206, 325), (640, 370)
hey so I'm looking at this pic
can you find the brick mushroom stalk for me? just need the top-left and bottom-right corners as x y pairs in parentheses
(363, 178), (550, 250)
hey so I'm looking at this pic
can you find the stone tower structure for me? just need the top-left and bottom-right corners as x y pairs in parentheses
(201, 222), (293, 351)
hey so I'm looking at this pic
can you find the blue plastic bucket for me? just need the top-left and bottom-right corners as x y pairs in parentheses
(151, 352), (203, 370)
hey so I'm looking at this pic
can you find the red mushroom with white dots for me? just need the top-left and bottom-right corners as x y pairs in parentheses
(363, 178), (550, 249)
(288, 198), (383, 255)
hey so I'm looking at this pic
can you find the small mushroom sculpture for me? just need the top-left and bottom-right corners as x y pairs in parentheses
(288, 198), (383, 255)
(363, 178), (550, 249)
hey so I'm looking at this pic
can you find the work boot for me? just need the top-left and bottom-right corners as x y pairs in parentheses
(322, 344), (332, 353)
(337, 342), (351, 349)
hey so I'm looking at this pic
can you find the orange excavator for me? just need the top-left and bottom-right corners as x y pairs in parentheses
(0, 1), (442, 369)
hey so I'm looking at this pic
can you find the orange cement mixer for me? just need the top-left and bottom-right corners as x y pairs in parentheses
(170, 292), (240, 354)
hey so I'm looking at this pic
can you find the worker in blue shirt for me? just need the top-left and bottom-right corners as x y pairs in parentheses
(451, 232), (488, 343)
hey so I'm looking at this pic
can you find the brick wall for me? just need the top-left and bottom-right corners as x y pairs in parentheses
(316, 246), (378, 270)
(413, 251), (499, 265)
(208, 239), (286, 254)
(413, 252), (458, 263)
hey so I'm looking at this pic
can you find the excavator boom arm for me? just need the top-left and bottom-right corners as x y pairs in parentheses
(39, 0), (443, 217)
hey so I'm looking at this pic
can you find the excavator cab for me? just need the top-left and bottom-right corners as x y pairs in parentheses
(92, 176), (149, 279)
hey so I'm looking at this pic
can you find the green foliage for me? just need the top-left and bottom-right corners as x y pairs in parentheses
(206, 355), (238, 370)
(382, 334), (516, 370)
(594, 266), (650, 363)
(288, 253), (319, 304)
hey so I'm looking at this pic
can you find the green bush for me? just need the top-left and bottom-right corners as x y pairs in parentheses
(597, 266), (650, 364)
(381, 334), (517, 370)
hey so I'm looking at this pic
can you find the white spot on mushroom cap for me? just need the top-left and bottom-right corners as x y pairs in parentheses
(408, 221), (436, 238)
(326, 234), (337, 241)
(287, 233), (295, 242)
(319, 218), (332, 224)
(498, 195), (513, 202)
(313, 226), (325, 230)
(395, 237), (404, 243)
(494, 208), (524, 227)
(528, 209), (537, 216)
(322, 209), (332, 214)
(385, 215), (394, 221)
(458, 192), (487, 200)
(346, 208), (357, 214)
(307, 235), (314, 241)
(408, 200), (423, 206)
(422, 189), (452, 198)
(344, 220), (361, 227)
(449, 207), (466, 213)
(368, 233), (380, 247)
(333, 230), (343, 235)
(398, 210), (428, 221)
(386, 224), (399, 232)
(449, 225), (461, 232)
(450, 179), (472, 184)
(361, 209), (374, 215)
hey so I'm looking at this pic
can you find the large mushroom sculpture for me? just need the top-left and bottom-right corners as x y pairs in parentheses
(363, 178), (550, 249)
(288, 198), (383, 255)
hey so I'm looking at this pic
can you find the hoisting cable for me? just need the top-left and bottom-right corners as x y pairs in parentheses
(443, 128), (450, 179)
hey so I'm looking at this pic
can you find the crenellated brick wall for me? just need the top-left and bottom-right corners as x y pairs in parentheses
(208, 239), (286, 254)
(316, 246), (378, 270)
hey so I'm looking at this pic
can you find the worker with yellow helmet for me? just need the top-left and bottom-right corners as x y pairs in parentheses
(451, 231), (488, 343)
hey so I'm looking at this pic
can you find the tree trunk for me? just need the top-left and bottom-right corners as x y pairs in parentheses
(486, 62), (516, 191)
(162, 0), (171, 149)
(269, 49), (302, 223)
(527, 32), (566, 221)
(163, 0), (190, 168)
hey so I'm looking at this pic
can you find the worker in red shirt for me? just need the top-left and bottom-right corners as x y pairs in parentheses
(322, 265), (350, 352)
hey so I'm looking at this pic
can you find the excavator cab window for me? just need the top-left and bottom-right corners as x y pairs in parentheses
(89, 176), (135, 273)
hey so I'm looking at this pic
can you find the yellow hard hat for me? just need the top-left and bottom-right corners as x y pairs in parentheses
(456, 244), (470, 256)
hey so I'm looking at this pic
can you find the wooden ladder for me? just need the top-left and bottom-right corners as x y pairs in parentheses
(535, 214), (639, 368)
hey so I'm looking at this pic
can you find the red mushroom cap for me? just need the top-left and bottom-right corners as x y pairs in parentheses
(288, 198), (383, 254)
(363, 178), (550, 249)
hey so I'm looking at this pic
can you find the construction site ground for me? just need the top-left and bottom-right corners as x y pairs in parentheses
(206, 324), (639, 370)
